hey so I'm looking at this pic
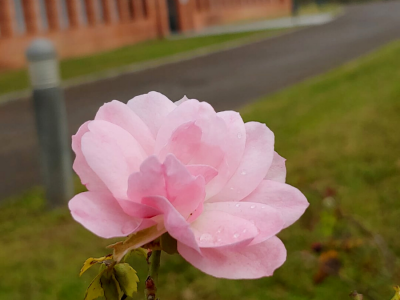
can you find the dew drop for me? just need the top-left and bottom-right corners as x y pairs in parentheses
(250, 205), (256, 209)
(200, 233), (213, 242)
(237, 133), (242, 139)
(233, 233), (240, 239)
(216, 227), (223, 234)
(230, 187), (234, 191)
(235, 203), (240, 207)
(261, 205), (266, 209)
(242, 229), (247, 233)
(217, 238), (222, 242)
(241, 170), (247, 175)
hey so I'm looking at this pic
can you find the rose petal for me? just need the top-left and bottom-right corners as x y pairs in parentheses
(265, 152), (286, 183)
(178, 236), (287, 279)
(189, 209), (258, 248)
(163, 154), (206, 219)
(155, 100), (226, 168)
(209, 122), (275, 202)
(118, 199), (161, 219)
(81, 120), (146, 199)
(242, 180), (309, 228)
(204, 111), (247, 198)
(127, 155), (206, 219)
(186, 165), (218, 184)
(72, 122), (109, 192)
(204, 201), (284, 245)
(69, 192), (141, 238)
(95, 100), (155, 155)
(127, 91), (176, 138)
(127, 156), (168, 201)
(142, 196), (201, 253)
(157, 121), (203, 164)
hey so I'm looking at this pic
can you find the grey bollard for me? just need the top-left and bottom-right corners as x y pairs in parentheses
(26, 38), (74, 208)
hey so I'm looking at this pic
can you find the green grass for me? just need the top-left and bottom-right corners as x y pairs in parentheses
(297, 3), (342, 16)
(0, 29), (285, 97)
(2, 40), (400, 300)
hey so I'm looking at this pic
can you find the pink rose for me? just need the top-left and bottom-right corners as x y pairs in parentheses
(69, 92), (308, 279)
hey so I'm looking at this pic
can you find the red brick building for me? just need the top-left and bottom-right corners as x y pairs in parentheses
(0, 0), (291, 70)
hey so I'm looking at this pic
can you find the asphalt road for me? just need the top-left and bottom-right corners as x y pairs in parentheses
(1, 1), (400, 200)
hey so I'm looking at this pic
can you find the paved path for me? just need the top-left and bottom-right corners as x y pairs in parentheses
(1, 1), (400, 200)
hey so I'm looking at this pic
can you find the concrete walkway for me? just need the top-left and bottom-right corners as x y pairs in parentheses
(1, 1), (400, 200)
(175, 13), (336, 38)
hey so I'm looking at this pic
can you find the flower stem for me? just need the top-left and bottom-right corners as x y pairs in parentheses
(145, 250), (161, 300)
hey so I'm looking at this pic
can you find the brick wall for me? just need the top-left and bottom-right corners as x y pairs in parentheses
(0, 0), (291, 71)
(0, 0), (169, 70)
(175, 0), (292, 32)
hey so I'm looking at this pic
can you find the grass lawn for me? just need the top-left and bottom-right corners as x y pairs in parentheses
(297, 3), (342, 16)
(1, 40), (400, 300)
(0, 29), (286, 98)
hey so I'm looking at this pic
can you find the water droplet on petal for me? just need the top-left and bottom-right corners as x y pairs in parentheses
(217, 238), (222, 242)
(216, 227), (223, 234)
(261, 206), (266, 209)
(230, 187), (234, 191)
(250, 205), (256, 209)
(200, 233), (213, 242)
(235, 203), (240, 207)
(242, 229), (247, 233)
(233, 233), (240, 239)
(237, 133), (242, 139)
(241, 170), (247, 175)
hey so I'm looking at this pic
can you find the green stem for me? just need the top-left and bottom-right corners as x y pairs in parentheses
(145, 250), (161, 300)
(149, 249), (161, 285)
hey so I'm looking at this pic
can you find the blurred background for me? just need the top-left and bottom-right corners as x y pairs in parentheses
(1, 0), (400, 299)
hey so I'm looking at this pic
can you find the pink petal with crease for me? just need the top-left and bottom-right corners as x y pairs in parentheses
(118, 199), (161, 219)
(203, 201), (284, 245)
(186, 165), (218, 184)
(178, 236), (287, 279)
(205, 111), (246, 197)
(127, 92), (176, 138)
(142, 196), (201, 253)
(209, 122), (275, 202)
(72, 122), (108, 193)
(157, 121), (202, 164)
(69, 192), (141, 238)
(154, 100), (226, 171)
(127, 156), (167, 201)
(242, 180), (309, 228)
(265, 152), (287, 183)
(81, 120), (146, 200)
(95, 100), (155, 155)
(128, 155), (206, 219)
(189, 209), (258, 248)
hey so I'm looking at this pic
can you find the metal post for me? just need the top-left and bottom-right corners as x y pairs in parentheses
(26, 38), (74, 208)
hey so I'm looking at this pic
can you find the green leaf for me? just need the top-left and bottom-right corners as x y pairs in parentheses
(132, 248), (148, 259)
(108, 226), (161, 262)
(100, 271), (122, 300)
(84, 271), (104, 300)
(160, 232), (178, 254)
(80, 254), (113, 276)
(391, 286), (400, 300)
(113, 263), (140, 297)
(123, 247), (148, 262)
